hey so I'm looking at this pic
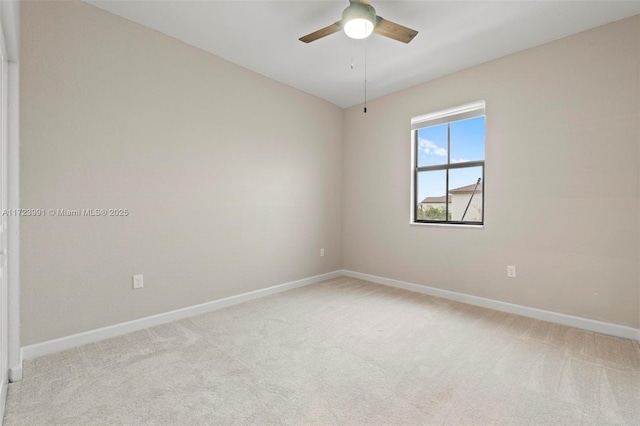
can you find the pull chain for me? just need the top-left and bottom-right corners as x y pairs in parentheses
(364, 39), (368, 114)
(350, 38), (355, 70)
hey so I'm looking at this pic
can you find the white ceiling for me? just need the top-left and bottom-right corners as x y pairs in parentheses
(85, 1), (640, 108)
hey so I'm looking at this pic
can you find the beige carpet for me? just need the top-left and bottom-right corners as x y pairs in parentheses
(4, 277), (640, 425)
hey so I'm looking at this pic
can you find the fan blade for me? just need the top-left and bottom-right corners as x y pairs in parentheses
(299, 22), (342, 43)
(374, 16), (418, 44)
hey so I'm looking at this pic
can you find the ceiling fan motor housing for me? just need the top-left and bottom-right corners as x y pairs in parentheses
(342, 3), (377, 39)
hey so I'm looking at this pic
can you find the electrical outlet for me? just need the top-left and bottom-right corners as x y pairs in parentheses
(133, 274), (144, 289)
(507, 266), (517, 278)
(320, 248), (325, 257)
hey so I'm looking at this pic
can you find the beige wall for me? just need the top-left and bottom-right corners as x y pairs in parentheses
(343, 16), (640, 328)
(20, 1), (343, 345)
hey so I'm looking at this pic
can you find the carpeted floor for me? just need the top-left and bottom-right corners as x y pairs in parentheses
(4, 276), (640, 425)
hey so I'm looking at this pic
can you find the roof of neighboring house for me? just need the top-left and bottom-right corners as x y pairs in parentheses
(420, 195), (451, 203)
(449, 182), (483, 193)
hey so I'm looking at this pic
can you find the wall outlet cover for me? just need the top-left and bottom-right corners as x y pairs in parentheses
(133, 274), (144, 289)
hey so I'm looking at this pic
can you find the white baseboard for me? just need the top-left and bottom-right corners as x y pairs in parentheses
(342, 270), (640, 342)
(8, 364), (21, 383)
(18, 268), (640, 370)
(21, 270), (342, 362)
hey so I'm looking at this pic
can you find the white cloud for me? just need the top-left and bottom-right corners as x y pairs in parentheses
(418, 138), (447, 157)
(452, 158), (469, 163)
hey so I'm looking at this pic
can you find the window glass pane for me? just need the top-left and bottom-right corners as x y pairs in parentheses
(450, 116), (485, 164)
(416, 170), (449, 221)
(417, 124), (448, 167)
(449, 167), (483, 222)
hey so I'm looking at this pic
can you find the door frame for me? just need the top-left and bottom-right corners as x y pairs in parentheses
(0, 0), (20, 388)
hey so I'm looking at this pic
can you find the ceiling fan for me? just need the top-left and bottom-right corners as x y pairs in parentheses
(299, 0), (418, 44)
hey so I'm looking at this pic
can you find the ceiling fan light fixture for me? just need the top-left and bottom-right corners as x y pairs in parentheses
(342, 4), (376, 40)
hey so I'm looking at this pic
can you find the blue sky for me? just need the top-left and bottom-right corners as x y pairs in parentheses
(416, 116), (484, 202)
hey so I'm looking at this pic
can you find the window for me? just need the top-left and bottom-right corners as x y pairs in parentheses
(411, 101), (485, 225)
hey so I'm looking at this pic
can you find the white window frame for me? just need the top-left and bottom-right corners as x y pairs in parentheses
(410, 100), (486, 227)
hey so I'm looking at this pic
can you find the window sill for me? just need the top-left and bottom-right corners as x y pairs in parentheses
(410, 222), (484, 229)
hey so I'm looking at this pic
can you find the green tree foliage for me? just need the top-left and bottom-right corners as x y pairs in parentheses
(417, 206), (450, 220)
